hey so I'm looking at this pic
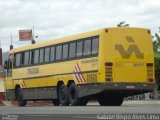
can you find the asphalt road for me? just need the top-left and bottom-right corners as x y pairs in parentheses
(1, 101), (160, 120)
(0, 114), (98, 120)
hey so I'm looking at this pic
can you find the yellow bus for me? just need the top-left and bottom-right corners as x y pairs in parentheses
(4, 27), (155, 106)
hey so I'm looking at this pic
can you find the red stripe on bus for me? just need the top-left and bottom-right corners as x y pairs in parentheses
(23, 81), (26, 87)
(76, 63), (85, 82)
(74, 70), (81, 83)
(75, 66), (84, 83)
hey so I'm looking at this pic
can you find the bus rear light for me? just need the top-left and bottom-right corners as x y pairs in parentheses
(105, 62), (113, 82)
(105, 78), (112, 82)
(105, 62), (113, 66)
(147, 30), (151, 34)
(105, 29), (108, 33)
(146, 63), (153, 66)
(146, 63), (153, 82)
(147, 78), (154, 83)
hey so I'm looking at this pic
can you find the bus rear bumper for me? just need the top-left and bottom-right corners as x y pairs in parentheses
(77, 82), (156, 97)
(101, 82), (156, 91)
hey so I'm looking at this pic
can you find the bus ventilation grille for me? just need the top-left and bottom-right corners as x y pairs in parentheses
(87, 74), (97, 83)
(105, 63), (113, 82)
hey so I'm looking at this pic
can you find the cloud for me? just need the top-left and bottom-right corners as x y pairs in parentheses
(0, 0), (160, 52)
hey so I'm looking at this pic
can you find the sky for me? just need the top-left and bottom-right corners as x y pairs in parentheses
(0, 0), (160, 52)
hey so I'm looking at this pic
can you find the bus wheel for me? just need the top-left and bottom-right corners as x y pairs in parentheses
(111, 96), (124, 106)
(79, 97), (88, 106)
(52, 99), (60, 106)
(98, 93), (123, 106)
(17, 88), (27, 107)
(58, 84), (69, 106)
(68, 83), (88, 106)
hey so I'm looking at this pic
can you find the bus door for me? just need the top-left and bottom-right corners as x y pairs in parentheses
(4, 55), (14, 90)
(7, 59), (13, 77)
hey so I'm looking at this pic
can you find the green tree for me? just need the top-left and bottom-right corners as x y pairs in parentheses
(153, 27), (160, 84)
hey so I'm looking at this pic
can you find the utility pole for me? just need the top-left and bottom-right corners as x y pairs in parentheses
(0, 40), (2, 65)
(10, 33), (13, 50)
(32, 26), (36, 44)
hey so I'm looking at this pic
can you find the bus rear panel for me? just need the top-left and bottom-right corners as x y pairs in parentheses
(97, 28), (155, 96)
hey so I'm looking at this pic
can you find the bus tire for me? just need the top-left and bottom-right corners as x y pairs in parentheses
(98, 93), (123, 106)
(58, 84), (69, 106)
(17, 88), (27, 107)
(52, 99), (60, 106)
(111, 96), (124, 106)
(68, 83), (88, 106)
(79, 97), (88, 106)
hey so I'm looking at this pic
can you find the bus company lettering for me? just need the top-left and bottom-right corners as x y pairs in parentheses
(81, 58), (98, 64)
(27, 68), (39, 75)
(115, 36), (144, 59)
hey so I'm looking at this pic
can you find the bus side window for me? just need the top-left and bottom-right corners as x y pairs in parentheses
(91, 37), (99, 55)
(56, 45), (62, 61)
(69, 42), (76, 59)
(8, 54), (13, 69)
(15, 53), (21, 67)
(44, 47), (50, 63)
(76, 41), (83, 58)
(50, 46), (55, 62)
(62, 44), (68, 60)
(7, 60), (13, 77)
(24, 51), (29, 66)
(34, 49), (39, 64)
(39, 48), (44, 64)
(29, 51), (34, 65)
(21, 52), (25, 66)
(13, 55), (16, 67)
(83, 39), (91, 56)
(9, 60), (12, 69)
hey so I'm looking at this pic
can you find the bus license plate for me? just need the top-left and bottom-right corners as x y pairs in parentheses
(126, 85), (135, 89)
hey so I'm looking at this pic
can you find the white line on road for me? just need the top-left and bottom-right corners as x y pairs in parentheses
(72, 115), (96, 119)
(23, 114), (52, 117)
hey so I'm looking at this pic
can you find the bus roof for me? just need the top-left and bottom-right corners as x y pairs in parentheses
(9, 27), (148, 54)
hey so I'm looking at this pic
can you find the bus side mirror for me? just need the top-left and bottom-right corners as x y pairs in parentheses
(4, 60), (8, 69)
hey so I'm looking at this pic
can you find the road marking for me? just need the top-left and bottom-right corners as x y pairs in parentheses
(23, 114), (52, 117)
(72, 115), (96, 119)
